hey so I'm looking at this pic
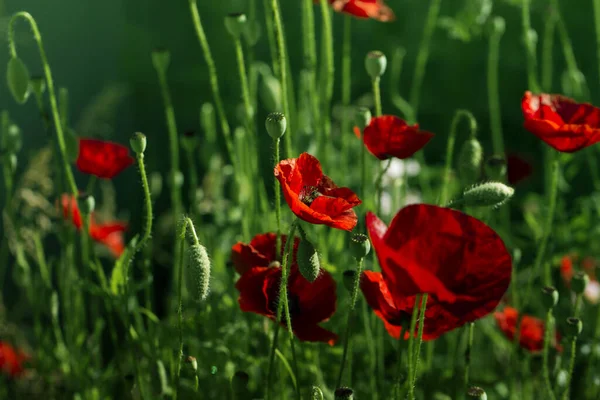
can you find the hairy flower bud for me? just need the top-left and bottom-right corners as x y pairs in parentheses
(7, 57), (31, 104)
(266, 112), (287, 139)
(460, 182), (514, 208)
(365, 51), (387, 79)
(225, 13), (247, 39)
(349, 233), (371, 260)
(187, 243), (211, 302)
(458, 138), (483, 185)
(467, 386), (487, 400)
(130, 132), (147, 154)
(541, 286), (559, 310)
(298, 239), (320, 282)
(335, 386), (354, 400)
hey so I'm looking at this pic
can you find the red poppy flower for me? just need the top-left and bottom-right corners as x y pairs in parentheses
(324, 0), (395, 22)
(61, 194), (127, 257)
(76, 138), (135, 179)
(235, 264), (338, 344)
(494, 307), (561, 353)
(354, 115), (434, 160)
(231, 233), (300, 275)
(0, 342), (27, 378)
(361, 205), (511, 339)
(506, 154), (533, 185)
(274, 153), (361, 231)
(521, 91), (600, 153)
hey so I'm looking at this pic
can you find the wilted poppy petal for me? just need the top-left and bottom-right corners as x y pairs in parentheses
(76, 138), (135, 179)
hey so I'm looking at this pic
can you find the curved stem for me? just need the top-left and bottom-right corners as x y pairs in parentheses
(8, 12), (77, 195)
(336, 257), (364, 387)
(542, 310), (557, 400)
(135, 153), (153, 253)
(440, 110), (477, 205)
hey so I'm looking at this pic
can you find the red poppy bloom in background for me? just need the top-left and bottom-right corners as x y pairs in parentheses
(61, 194), (127, 257)
(506, 154), (533, 185)
(325, 0), (395, 22)
(231, 233), (300, 275)
(77, 138), (135, 179)
(354, 115), (434, 160)
(0, 342), (27, 378)
(235, 263), (338, 344)
(275, 153), (361, 231)
(560, 255), (600, 304)
(521, 91), (600, 153)
(361, 205), (511, 339)
(494, 307), (561, 352)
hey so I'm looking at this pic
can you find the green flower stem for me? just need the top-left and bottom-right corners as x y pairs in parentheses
(267, 0), (292, 158)
(233, 37), (257, 153)
(561, 337), (578, 400)
(318, 0), (334, 146)
(336, 257), (365, 388)
(375, 159), (393, 215)
(134, 151), (153, 254)
(361, 298), (379, 400)
(488, 22), (505, 156)
(411, 294), (428, 397)
(585, 306), (600, 399)
(542, 309), (557, 400)
(406, 294), (421, 400)
(340, 16), (352, 163)
(274, 138), (282, 258)
(7, 12), (77, 196)
(372, 77), (382, 118)
(188, 0), (235, 164)
(266, 220), (298, 400)
(574, 294), (583, 317)
(463, 322), (475, 392)
(440, 110), (477, 205)
(521, 0), (541, 93)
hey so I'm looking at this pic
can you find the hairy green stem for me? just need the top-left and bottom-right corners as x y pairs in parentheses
(463, 322), (475, 392)
(541, 9), (557, 92)
(561, 337), (578, 400)
(274, 138), (282, 258)
(542, 310), (557, 400)
(372, 77), (382, 118)
(406, 295), (421, 400)
(411, 294), (428, 396)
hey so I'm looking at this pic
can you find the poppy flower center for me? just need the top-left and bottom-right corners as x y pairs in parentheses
(299, 185), (322, 205)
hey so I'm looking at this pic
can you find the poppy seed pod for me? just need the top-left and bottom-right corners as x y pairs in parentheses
(187, 243), (211, 302)
(334, 386), (354, 400)
(460, 182), (514, 208)
(458, 138), (483, 185)
(365, 51), (387, 79)
(572, 272), (590, 295)
(225, 13), (247, 39)
(354, 107), (372, 132)
(77, 193), (95, 215)
(566, 317), (583, 337)
(343, 270), (357, 293)
(311, 386), (324, 400)
(151, 48), (171, 72)
(130, 132), (147, 154)
(541, 286), (559, 310)
(484, 155), (507, 181)
(467, 386), (487, 400)
(7, 56), (31, 104)
(349, 233), (371, 260)
(266, 112), (287, 139)
(298, 239), (321, 283)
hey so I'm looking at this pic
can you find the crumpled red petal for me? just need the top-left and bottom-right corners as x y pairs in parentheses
(76, 138), (135, 179)
(362, 115), (434, 160)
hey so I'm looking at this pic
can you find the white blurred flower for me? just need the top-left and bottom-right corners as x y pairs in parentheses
(381, 159), (421, 185)
(379, 189), (423, 217)
(585, 280), (600, 304)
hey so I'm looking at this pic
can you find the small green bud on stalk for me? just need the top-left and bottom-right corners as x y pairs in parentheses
(334, 386), (354, 400)
(77, 193), (95, 215)
(151, 48), (171, 72)
(185, 356), (198, 372)
(5, 124), (22, 154)
(541, 286), (559, 310)
(7, 57), (31, 104)
(467, 386), (487, 400)
(458, 138), (483, 185)
(349, 233), (371, 260)
(354, 107), (372, 132)
(298, 239), (320, 283)
(566, 317), (583, 337)
(484, 155), (507, 181)
(187, 243), (211, 302)
(365, 51), (387, 79)
(459, 182), (514, 208)
(225, 13), (247, 39)
(343, 270), (357, 293)
(311, 386), (324, 400)
(572, 272), (590, 295)
(130, 132), (147, 154)
(266, 112), (287, 139)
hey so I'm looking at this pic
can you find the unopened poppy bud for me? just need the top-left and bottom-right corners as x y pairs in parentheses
(181, 130), (198, 152)
(458, 138), (483, 185)
(467, 386), (487, 400)
(7, 56), (31, 104)
(130, 132), (147, 154)
(349, 233), (371, 259)
(354, 107), (372, 131)
(572, 272), (590, 295)
(541, 286), (559, 309)
(343, 270), (357, 292)
(311, 386), (324, 400)
(185, 355), (198, 372)
(269, 260), (281, 269)
(460, 182), (514, 208)
(484, 155), (507, 181)
(225, 13), (247, 39)
(187, 243), (211, 302)
(334, 386), (354, 400)
(5, 124), (22, 153)
(365, 51), (387, 79)
(266, 112), (287, 139)
(298, 239), (320, 282)
(566, 317), (583, 337)
(30, 76), (46, 101)
(151, 48), (171, 72)
(77, 194), (95, 215)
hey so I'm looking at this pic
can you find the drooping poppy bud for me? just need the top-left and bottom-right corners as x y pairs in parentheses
(458, 138), (483, 185)
(7, 57), (31, 104)
(334, 386), (354, 400)
(130, 132), (147, 155)
(459, 182), (514, 208)
(467, 386), (487, 400)
(349, 233), (370, 260)
(365, 51), (387, 79)
(151, 48), (171, 73)
(572, 272), (590, 295)
(354, 107), (372, 131)
(225, 13), (247, 39)
(566, 317), (583, 337)
(266, 112), (287, 140)
(484, 155), (507, 181)
(187, 243), (211, 302)
(298, 238), (320, 283)
(541, 286), (559, 310)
